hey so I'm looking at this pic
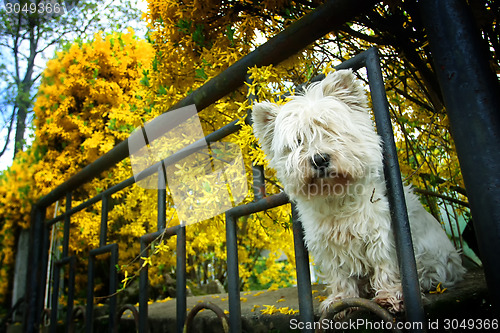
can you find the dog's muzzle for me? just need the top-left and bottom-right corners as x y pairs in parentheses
(310, 154), (354, 186)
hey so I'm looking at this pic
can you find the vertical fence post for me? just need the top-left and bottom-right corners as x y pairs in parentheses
(49, 257), (76, 333)
(63, 192), (72, 257)
(25, 205), (47, 333)
(246, 76), (266, 201)
(139, 239), (149, 333)
(49, 263), (61, 333)
(176, 225), (187, 333)
(419, 0), (500, 315)
(86, 255), (95, 333)
(225, 212), (242, 333)
(66, 257), (76, 332)
(158, 163), (167, 231)
(99, 194), (108, 248)
(108, 245), (119, 332)
(291, 203), (314, 332)
(365, 48), (426, 330)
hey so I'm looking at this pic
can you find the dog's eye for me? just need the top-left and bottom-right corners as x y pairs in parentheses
(297, 138), (303, 146)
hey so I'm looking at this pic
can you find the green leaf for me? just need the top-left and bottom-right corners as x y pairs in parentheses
(152, 56), (159, 71)
(192, 23), (206, 47)
(140, 75), (149, 86)
(158, 85), (167, 95)
(108, 118), (117, 130)
(202, 181), (211, 193)
(226, 25), (235, 46)
(175, 19), (191, 34)
(195, 68), (208, 80)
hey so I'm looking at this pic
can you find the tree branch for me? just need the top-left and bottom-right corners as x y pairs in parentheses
(413, 188), (469, 208)
(0, 106), (17, 158)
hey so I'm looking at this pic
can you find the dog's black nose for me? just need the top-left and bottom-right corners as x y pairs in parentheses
(311, 154), (330, 169)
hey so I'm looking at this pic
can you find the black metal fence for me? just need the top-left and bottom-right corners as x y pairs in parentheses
(20, 0), (500, 332)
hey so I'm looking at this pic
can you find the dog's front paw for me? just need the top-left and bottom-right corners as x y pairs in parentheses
(373, 291), (404, 313)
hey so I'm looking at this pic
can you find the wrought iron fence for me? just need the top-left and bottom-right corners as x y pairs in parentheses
(19, 0), (500, 332)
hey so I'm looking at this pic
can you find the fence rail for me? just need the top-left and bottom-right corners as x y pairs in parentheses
(21, 0), (500, 332)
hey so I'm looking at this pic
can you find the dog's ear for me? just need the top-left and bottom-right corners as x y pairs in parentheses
(321, 69), (368, 111)
(252, 101), (279, 156)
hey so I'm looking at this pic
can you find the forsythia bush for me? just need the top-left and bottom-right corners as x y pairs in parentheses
(0, 29), (155, 303)
(0, 148), (39, 301)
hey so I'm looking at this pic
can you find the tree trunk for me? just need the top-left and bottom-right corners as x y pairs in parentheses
(13, 94), (28, 157)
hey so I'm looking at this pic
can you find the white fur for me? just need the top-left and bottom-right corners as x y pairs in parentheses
(252, 70), (465, 312)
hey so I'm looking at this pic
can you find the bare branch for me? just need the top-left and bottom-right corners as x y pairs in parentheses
(414, 188), (469, 208)
(0, 106), (17, 158)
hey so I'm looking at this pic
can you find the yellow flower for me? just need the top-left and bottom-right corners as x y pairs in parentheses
(141, 256), (153, 267)
(315, 296), (327, 302)
(278, 307), (289, 314)
(429, 282), (447, 294)
(260, 305), (278, 315)
(121, 271), (130, 287)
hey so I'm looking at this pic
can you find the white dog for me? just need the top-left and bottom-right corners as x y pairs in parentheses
(252, 70), (465, 313)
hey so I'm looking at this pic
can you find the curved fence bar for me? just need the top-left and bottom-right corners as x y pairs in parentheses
(184, 302), (230, 333)
(317, 298), (402, 333)
(69, 306), (86, 333)
(114, 305), (140, 333)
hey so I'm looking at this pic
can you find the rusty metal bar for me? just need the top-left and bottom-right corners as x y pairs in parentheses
(137, 224), (184, 333)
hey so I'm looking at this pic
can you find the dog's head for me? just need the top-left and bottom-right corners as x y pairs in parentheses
(252, 70), (383, 199)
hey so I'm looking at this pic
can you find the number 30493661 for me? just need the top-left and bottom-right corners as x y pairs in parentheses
(3, 1), (64, 15)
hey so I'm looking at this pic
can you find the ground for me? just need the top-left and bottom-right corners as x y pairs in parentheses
(109, 267), (492, 332)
